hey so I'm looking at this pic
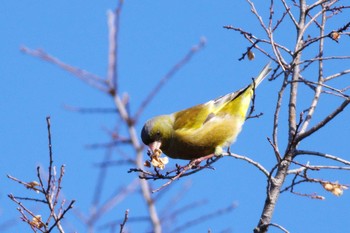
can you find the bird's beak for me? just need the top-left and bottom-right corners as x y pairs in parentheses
(148, 141), (162, 153)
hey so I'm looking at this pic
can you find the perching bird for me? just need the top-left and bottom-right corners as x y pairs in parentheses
(141, 63), (271, 161)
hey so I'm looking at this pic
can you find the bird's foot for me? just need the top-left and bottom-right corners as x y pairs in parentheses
(190, 154), (216, 168)
(226, 147), (232, 155)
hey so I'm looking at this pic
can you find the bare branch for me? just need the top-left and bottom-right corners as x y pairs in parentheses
(119, 209), (129, 233)
(223, 25), (292, 61)
(297, 97), (350, 141)
(63, 104), (118, 113)
(91, 150), (113, 210)
(8, 194), (46, 231)
(162, 199), (207, 224)
(8, 118), (75, 233)
(246, 0), (268, 34)
(20, 47), (109, 93)
(272, 9), (288, 32)
(296, 150), (350, 166)
(129, 156), (220, 184)
(324, 69), (350, 82)
(46, 116), (53, 194)
(280, 0), (298, 27)
(87, 179), (138, 226)
(134, 38), (206, 121)
(226, 152), (270, 177)
(152, 154), (217, 193)
(107, 0), (124, 93)
(9, 196), (47, 204)
(169, 203), (236, 233)
(272, 73), (289, 161)
(299, 6), (326, 134)
(268, 223), (289, 233)
(296, 78), (349, 98)
(47, 200), (75, 233)
(307, 0), (329, 12)
(300, 1), (336, 39)
(300, 56), (350, 65)
(6, 175), (43, 194)
(267, 137), (281, 162)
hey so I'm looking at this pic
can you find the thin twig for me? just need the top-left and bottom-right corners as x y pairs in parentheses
(107, 0), (124, 94)
(272, 74), (289, 161)
(324, 69), (350, 82)
(299, 6), (326, 134)
(162, 199), (208, 223)
(308, 0), (329, 12)
(119, 209), (129, 233)
(20, 47), (109, 93)
(296, 78), (349, 98)
(63, 104), (117, 113)
(280, 0), (298, 27)
(268, 223), (289, 233)
(169, 203), (236, 233)
(46, 116), (53, 194)
(296, 150), (350, 166)
(223, 25), (292, 61)
(226, 152), (269, 177)
(299, 56), (350, 64)
(6, 174), (43, 194)
(47, 200), (75, 233)
(297, 97), (350, 141)
(267, 137), (281, 162)
(152, 154), (216, 193)
(91, 150), (113, 211)
(9, 194), (48, 232)
(134, 38), (206, 121)
(9, 196), (47, 204)
(87, 179), (138, 227)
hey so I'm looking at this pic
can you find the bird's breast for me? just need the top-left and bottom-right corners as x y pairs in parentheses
(162, 115), (245, 159)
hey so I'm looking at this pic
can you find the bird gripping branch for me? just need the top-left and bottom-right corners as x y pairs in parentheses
(141, 63), (271, 168)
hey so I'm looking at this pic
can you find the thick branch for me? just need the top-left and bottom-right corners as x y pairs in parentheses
(113, 95), (162, 233)
(255, 1), (308, 232)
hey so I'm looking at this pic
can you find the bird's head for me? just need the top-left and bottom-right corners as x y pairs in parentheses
(141, 115), (174, 153)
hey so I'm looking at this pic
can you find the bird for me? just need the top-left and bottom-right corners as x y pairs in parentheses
(141, 63), (271, 163)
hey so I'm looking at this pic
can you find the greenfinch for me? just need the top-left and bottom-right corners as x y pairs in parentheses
(141, 63), (271, 161)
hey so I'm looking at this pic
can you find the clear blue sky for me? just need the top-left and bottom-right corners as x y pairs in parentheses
(2, 1), (350, 232)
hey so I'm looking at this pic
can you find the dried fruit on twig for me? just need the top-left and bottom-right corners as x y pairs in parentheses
(26, 181), (41, 193)
(30, 215), (44, 229)
(248, 50), (255, 60)
(144, 160), (151, 168)
(330, 31), (341, 41)
(322, 182), (348, 196)
(149, 149), (168, 170)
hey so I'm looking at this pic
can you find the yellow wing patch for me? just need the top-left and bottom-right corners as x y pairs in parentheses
(173, 103), (214, 130)
(173, 85), (252, 132)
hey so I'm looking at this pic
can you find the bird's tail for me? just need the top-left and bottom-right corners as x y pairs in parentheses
(212, 62), (272, 107)
(252, 62), (272, 88)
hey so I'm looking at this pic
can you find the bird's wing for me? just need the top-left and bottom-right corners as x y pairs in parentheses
(173, 102), (214, 131)
(173, 62), (272, 132)
(173, 88), (246, 131)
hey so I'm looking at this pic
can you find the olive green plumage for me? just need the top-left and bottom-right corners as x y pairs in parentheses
(141, 63), (271, 160)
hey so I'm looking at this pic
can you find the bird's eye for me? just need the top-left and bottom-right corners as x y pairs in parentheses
(155, 130), (161, 139)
